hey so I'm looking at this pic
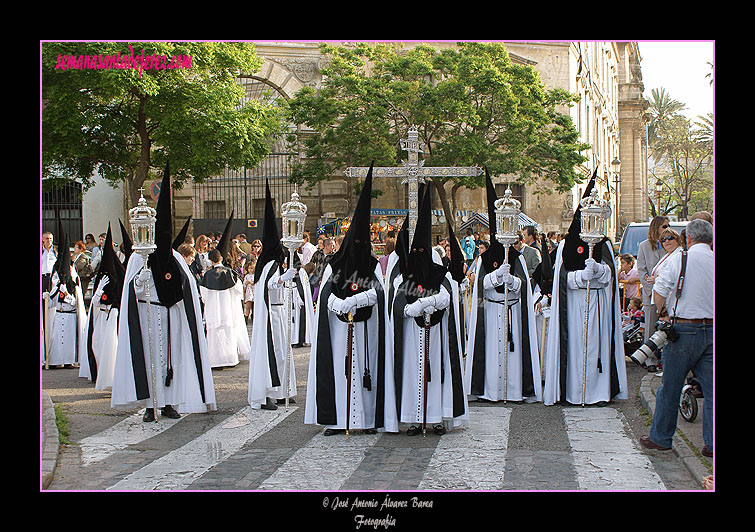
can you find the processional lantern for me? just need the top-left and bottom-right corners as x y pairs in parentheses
(579, 186), (610, 247)
(129, 188), (157, 257)
(494, 186), (521, 247)
(493, 185), (521, 404)
(279, 187), (307, 411)
(578, 184), (611, 408)
(281, 188), (307, 252)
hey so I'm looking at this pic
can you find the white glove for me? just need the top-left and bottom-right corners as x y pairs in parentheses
(328, 294), (346, 315)
(461, 278), (470, 292)
(405, 300), (425, 318)
(280, 267), (297, 283)
(419, 295), (437, 310)
(495, 263), (514, 288)
(583, 258), (601, 280)
(136, 268), (151, 286)
(341, 295), (357, 316)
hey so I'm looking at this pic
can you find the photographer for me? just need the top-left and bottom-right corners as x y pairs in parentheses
(640, 219), (713, 458)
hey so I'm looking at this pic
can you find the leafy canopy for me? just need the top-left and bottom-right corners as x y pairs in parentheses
(285, 42), (589, 194)
(42, 41), (285, 202)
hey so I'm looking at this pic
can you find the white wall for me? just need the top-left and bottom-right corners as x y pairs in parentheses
(82, 171), (125, 243)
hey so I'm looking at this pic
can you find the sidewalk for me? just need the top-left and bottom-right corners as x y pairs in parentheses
(41, 390), (59, 489)
(639, 372), (712, 484)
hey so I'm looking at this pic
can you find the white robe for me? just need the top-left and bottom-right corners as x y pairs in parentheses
(111, 250), (216, 414)
(304, 262), (383, 431)
(46, 268), (87, 367)
(383, 260), (469, 433)
(247, 260), (297, 408)
(200, 267), (251, 368)
(464, 254), (542, 402)
(77, 277), (119, 391)
(290, 268), (315, 346)
(543, 240), (628, 406)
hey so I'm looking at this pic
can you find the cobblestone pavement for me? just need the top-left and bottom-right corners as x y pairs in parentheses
(42, 345), (710, 495)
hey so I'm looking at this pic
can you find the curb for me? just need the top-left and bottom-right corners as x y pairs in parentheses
(638, 373), (710, 487)
(41, 390), (59, 490)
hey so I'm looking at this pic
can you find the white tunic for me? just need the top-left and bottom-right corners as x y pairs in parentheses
(464, 255), (542, 402)
(543, 241), (628, 406)
(200, 266), (251, 368)
(46, 269), (86, 367)
(111, 251), (216, 414)
(247, 261), (297, 408)
(383, 271), (469, 433)
(304, 263), (382, 430)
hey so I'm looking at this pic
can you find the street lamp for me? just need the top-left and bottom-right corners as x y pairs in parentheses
(655, 178), (663, 215)
(611, 157), (621, 240)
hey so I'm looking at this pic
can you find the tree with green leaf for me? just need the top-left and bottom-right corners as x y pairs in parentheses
(285, 42), (589, 226)
(42, 41), (284, 213)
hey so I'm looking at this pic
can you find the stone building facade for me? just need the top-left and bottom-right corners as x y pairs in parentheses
(187, 41), (650, 243)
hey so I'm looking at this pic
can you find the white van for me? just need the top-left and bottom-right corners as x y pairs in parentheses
(618, 221), (689, 258)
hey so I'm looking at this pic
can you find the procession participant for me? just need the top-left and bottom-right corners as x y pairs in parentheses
(248, 179), (298, 411)
(445, 219), (469, 358)
(118, 219), (133, 267)
(543, 172), (627, 406)
(290, 252), (315, 348)
(200, 211), (251, 369)
(531, 234), (554, 379)
(384, 185), (467, 435)
(45, 225), (87, 368)
(464, 170), (541, 404)
(304, 163), (388, 436)
(111, 162), (216, 422)
(78, 224), (124, 391)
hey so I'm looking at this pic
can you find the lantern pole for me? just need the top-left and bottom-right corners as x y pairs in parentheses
(494, 185), (521, 404)
(129, 188), (159, 421)
(280, 187), (307, 410)
(578, 187), (610, 407)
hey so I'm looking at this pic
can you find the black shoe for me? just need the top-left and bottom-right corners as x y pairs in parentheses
(261, 397), (278, 410)
(276, 398), (296, 405)
(323, 429), (345, 436)
(161, 405), (181, 419)
(433, 424), (446, 436)
(406, 425), (422, 436)
(363, 428), (377, 434)
(143, 408), (155, 422)
(645, 365), (657, 373)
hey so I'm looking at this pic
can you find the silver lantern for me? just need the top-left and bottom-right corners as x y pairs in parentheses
(493, 185), (521, 404)
(281, 189), (307, 251)
(128, 187), (159, 420)
(494, 186), (521, 248)
(280, 188), (307, 410)
(579, 186), (610, 246)
(129, 188), (157, 258)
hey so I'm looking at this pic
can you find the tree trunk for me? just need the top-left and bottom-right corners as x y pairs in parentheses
(432, 179), (454, 239)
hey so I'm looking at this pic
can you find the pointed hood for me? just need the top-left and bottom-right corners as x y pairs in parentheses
(118, 218), (133, 267)
(254, 179), (284, 283)
(216, 210), (235, 265)
(446, 219), (466, 284)
(147, 161), (184, 307)
(404, 183), (447, 303)
(562, 168), (607, 271)
(95, 224), (126, 309)
(531, 233), (553, 296)
(54, 220), (76, 294)
(172, 215), (192, 251)
(328, 161), (378, 299)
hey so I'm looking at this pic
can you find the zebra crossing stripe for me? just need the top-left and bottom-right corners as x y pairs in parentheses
(419, 406), (511, 490)
(79, 410), (182, 466)
(106, 406), (297, 491)
(257, 431), (382, 491)
(563, 407), (666, 490)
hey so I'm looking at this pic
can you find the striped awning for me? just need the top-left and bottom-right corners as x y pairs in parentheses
(458, 211), (539, 231)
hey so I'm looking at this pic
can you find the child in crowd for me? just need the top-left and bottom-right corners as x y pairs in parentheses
(243, 259), (256, 323)
(619, 253), (640, 310)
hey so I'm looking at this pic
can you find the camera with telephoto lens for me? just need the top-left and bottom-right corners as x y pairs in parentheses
(629, 320), (679, 367)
